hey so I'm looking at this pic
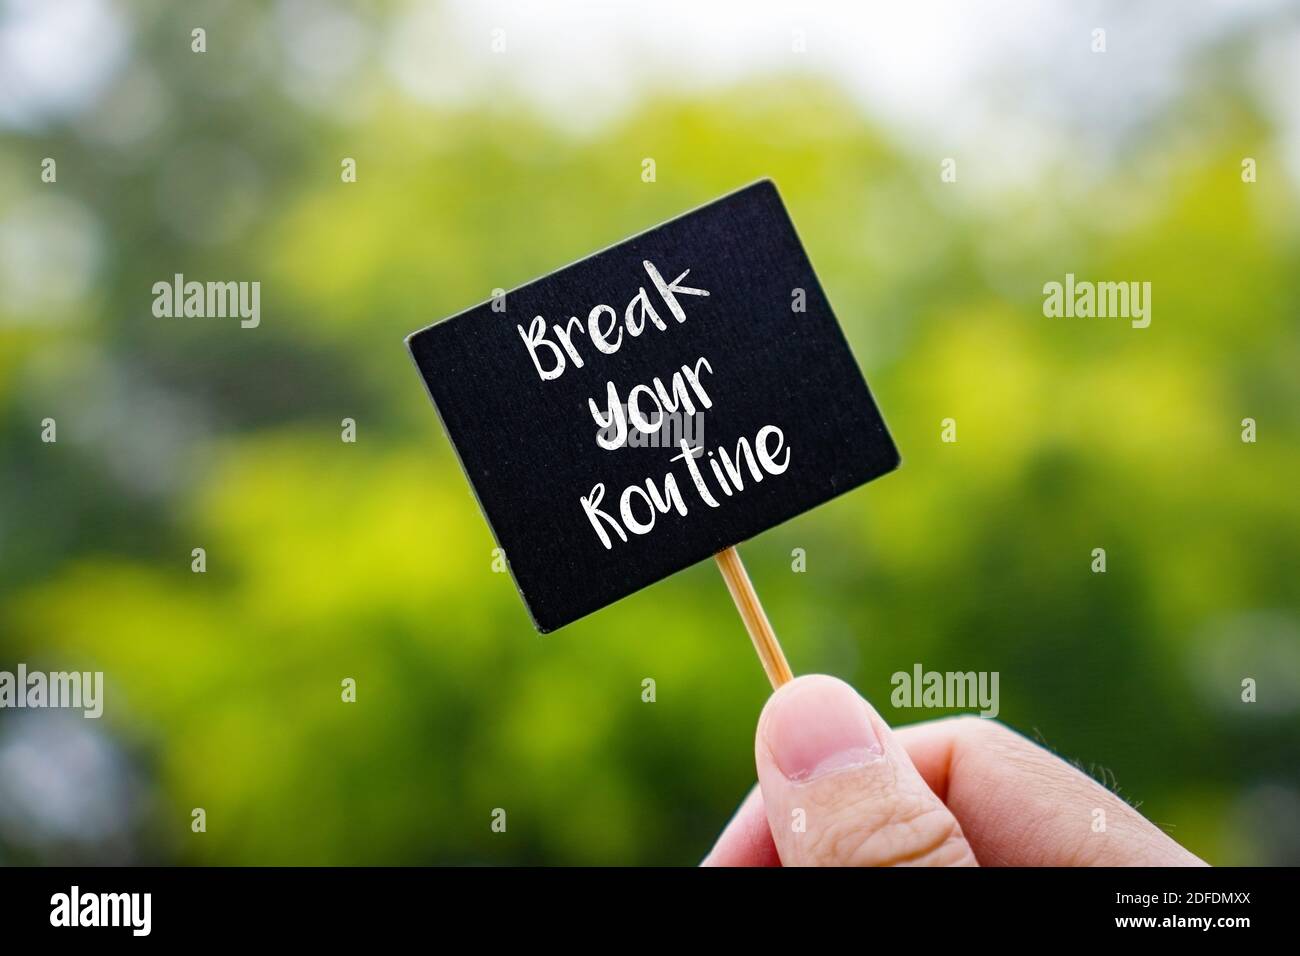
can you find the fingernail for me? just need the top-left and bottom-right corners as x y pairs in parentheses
(763, 677), (884, 782)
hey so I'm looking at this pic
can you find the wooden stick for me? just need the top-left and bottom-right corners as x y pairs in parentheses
(714, 545), (794, 690)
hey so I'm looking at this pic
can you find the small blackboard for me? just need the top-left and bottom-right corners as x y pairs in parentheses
(407, 180), (899, 632)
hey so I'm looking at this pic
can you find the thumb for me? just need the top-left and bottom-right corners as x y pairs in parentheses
(756, 675), (978, 867)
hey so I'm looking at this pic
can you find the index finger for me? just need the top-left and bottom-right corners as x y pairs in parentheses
(895, 716), (1206, 866)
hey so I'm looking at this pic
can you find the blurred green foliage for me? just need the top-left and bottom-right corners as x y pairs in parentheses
(1, 2), (1298, 865)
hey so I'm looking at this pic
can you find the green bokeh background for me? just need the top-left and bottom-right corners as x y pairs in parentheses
(1, 1), (1298, 865)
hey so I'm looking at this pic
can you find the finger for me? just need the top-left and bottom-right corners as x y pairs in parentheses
(893, 716), (1206, 866)
(701, 785), (781, 867)
(755, 675), (978, 867)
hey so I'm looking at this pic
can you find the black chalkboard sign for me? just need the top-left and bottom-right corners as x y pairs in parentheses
(407, 180), (899, 632)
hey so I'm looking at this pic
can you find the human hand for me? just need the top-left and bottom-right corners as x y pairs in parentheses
(704, 675), (1206, 867)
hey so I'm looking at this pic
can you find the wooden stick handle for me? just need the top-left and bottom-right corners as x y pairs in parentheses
(714, 545), (793, 690)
